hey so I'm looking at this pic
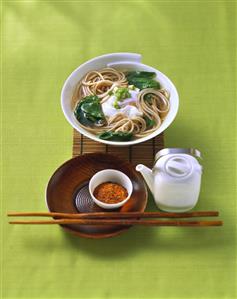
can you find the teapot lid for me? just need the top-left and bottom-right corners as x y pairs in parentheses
(155, 148), (201, 162)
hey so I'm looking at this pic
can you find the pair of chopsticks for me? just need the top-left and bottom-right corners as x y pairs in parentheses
(8, 211), (223, 227)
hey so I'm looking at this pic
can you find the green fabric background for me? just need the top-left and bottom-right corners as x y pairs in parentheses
(1, 1), (236, 298)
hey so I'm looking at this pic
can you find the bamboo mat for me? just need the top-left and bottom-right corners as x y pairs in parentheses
(72, 130), (164, 168)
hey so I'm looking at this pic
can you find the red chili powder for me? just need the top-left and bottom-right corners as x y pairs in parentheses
(93, 182), (128, 204)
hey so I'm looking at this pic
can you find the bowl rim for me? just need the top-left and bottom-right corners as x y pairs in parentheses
(61, 53), (179, 146)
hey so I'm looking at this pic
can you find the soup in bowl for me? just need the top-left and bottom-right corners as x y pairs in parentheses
(61, 53), (179, 146)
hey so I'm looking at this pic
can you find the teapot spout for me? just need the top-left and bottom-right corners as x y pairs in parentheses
(136, 164), (153, 193)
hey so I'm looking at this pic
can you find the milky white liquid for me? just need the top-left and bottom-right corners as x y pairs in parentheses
(153, 154), (202, 212)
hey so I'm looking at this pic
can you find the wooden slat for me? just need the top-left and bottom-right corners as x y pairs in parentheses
(82, 136), (106, 154)
(154, 134), (165, 153)
(131, 139), (154, 168)
(107, 146), (130, 162)
(72, 130), (82, 157)
(72, 129), (164, 167)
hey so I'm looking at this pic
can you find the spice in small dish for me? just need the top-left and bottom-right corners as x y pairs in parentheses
(93, 182), (128, 204)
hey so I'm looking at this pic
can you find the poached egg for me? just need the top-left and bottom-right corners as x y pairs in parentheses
(102, 89), (142, 118)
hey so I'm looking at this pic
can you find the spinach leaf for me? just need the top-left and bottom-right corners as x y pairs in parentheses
(98, 131), (133, 141)
(144, 93), (153, 104)
(128, 77), (160, 90)
(126, 71), (160, 90)
(126, 71), (156, 80)
(74, 95), (105, 126)
(144, 116), (155, 128)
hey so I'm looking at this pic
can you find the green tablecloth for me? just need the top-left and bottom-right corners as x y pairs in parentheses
(1, 1), (236, 298)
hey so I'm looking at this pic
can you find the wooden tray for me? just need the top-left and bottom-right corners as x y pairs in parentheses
(72, 129), (164, 168)
(66, 129), (165, 238)
(47, 153), (148, 239)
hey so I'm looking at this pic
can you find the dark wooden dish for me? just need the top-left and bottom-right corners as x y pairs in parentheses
(46, 153), (148, 239)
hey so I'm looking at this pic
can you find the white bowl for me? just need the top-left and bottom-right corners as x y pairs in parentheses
(61, 53), (179, 146)
(89, 169), (133, 209)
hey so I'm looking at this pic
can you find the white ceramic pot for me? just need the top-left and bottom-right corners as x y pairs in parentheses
(136, 148), (203, 212)
(61, 53), (179, 146)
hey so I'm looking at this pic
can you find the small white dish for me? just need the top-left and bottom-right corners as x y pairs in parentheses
(89, 169), (133, 209)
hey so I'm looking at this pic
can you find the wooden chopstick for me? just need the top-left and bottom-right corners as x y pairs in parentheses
(7, 211), (219, 219)
(8, 219), (223, 226)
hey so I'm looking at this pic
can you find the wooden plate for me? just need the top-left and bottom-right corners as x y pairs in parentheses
(46, 153), (148, 239)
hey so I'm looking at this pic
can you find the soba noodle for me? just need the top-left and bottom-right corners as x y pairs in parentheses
(72, 67), (170, 141)
(72, 68), (127, 108)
